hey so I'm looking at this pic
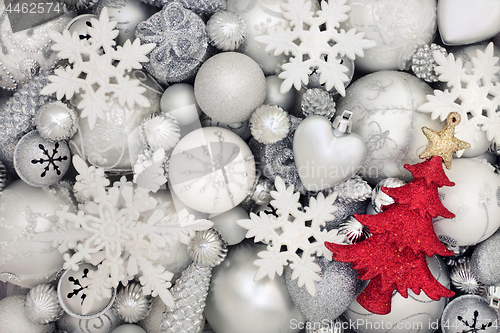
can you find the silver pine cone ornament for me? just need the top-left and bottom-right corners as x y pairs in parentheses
(161, 229), (227, 333)
(300, 88), (336, 120)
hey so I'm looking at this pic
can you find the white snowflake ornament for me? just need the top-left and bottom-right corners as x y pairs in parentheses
(34, 155), (213, 314)
(418, 42), (500, 156)
(41, 7), (156, 130)
(254, 0), (376, 95)
(237, 177), (344, 296)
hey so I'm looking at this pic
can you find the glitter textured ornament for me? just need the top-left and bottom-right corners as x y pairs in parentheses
(0, 5), (73, 91)
(300, 88), (336, 120)
(420, 112), (471, 169)
(0, 295), (55, 333)
(470, 230), (500, 286)
(249, 105), (290, 144)
(194, 52), (267, 124)
(135, 2), (208, 84)
(138, 0), (226, 15)
(113, 283), (152, 324)
(450, 259), (485, 295)
(24, 284), (63, 325)
(14, 131), (71, 187)
(411, 43), (447, 82)
(284, 256), (359, 324)
(35, 102), (78, 142)
(64, 0), (99, 9)
(140, 113), (180, 151)
(207, 11), (246, 51)
(0, 74), (53, 172)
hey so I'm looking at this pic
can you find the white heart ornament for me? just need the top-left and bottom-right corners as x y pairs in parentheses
(293, 116), (367, 191)
(438, 0), (500, 45)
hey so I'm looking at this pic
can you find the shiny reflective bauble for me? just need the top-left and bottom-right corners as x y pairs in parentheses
(194, 52), (266, 124)
(111, 324), (147, 333)
(433, 158), (500, 247)
(168, 127), (256, 214)
(93, 0), (160, 46)
(341, 0), (437, 72)
(200, 113), (251, 141)
(0, 295), (55, 333)
(160, 84), (202, 128)
(14, 131), (71, 187)
(336, 71), (440, 184)
(66, 14), (99, 44)
(209, 206), (249, 245)
(205, 242), (304, 333)
(344, 256), (450, 333)
(69, 70), (163, 172)
(0, 180), (73, 288)
(264, 75), (297, 113)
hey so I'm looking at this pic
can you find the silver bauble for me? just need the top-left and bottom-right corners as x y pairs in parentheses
(441, 295), (499, 333)
(285, 256), (359, 324)
(113, 283), (152, 324)
(371, 177), (406, 213)
(35, 101), (78, 142)
(0, 295), (55, 333)
(471, 229), (500, 285)
(205, 241), (304, 333)
(264, 75), (297, 113)
(24, 284), (63, 325)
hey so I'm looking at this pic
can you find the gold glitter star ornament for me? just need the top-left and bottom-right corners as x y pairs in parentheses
(419, 112), (471, 169)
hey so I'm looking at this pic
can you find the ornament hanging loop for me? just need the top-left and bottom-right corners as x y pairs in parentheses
(332, 110), (353, 136)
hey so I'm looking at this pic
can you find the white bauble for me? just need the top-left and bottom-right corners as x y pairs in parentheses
(56, 309), (121, 333)
(111, 324), (146, 333)
(69, 70), (162, 172)
(205, 242), (304, 333)
(160, 83), (202, 127)
(433, 158), (500, 247)
(341, 0), (437, 72)
(168, 127), (256, 214)
(0, 180), (74, 288)
(344, 256), (450, 333)
(336, 71), (441, 184)
(0, 295), (55, 333)
(209, 206), (249, 245)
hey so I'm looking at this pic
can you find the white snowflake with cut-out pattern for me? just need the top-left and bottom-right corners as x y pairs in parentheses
(34, 155), (212, 315)
(418, 42), (500, 157)
(254, 0), (375, 95)
(41, 7), (156, 130)
(237, 177), (343, 296)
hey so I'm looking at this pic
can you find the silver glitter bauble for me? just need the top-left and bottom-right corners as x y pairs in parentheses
(301, 88), (336, 120)
(0, 295), (55, 333)
(411, 44), (448, 83)
(0, 74), (53, 173)
(450, 259), (485, 295)
(113, 283), (152, 324)
(285, 256), (359, 324)
(24, 284), (63, 325)
(13, 131), (71, 187)
(35, 101), (78, 142)
(205, 241), (304, 333)
(207, 11), (246, 52)
(188, 229), (228, 268)
(64, 0), (99, 9)
(441, 295), (500, 333)
(140, 113), (180, 151)
(249, 104), (290, 144)
(161, 264), (211, 333)
(135, 2), (208, 84)
(305, 318), (344, 333)
(371, 177), (406, 213)
(471, 229), (500, 285)
(138, 0), (225, 15)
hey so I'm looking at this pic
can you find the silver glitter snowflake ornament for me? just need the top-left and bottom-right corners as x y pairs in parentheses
(207, 11), (246, 51)
(135, 2), (208, 84)
(254, 0), (376, 95)
(41, 7), (156, 130)
(301, 88), (336, 120)
(411, 44), (448, 83)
